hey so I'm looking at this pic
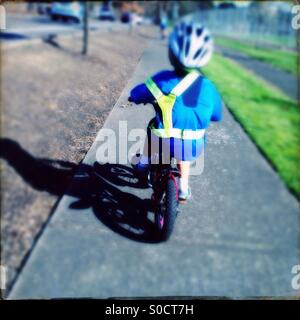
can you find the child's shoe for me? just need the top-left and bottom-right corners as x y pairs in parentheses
(133, 161), (150, 174)
(179, 187), (192, 203)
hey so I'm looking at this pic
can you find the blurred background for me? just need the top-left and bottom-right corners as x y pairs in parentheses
(0, 1), (299, 295)
(2, 1), (298, 48)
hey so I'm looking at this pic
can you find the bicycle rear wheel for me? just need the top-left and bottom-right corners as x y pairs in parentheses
(155, 177), (178, 241)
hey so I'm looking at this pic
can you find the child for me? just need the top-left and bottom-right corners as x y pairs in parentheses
(129, 21), (222, 202)
(159, 13), (168, 39)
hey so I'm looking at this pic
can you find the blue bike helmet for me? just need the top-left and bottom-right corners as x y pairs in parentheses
(169, 21), (214, 69)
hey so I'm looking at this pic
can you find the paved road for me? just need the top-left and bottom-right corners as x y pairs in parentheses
(8, 39), (299, 298)
(217, 46), (299, 101)
(1, 13), (126, 40)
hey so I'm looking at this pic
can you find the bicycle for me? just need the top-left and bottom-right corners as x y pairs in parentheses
(137, 155), (180, 241)
(149, 161), (180, 241)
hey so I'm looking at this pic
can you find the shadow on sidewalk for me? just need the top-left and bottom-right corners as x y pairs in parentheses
(67, 162), (157, 243)
(0, 138), (76, 195)
(1, 138), (158, 243)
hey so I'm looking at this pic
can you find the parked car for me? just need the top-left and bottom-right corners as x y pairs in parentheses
(51, 2), (83, 23)
(99, 4), (115, 21)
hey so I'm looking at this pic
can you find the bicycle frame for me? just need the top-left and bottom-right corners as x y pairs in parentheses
(150, 163), (180, 205)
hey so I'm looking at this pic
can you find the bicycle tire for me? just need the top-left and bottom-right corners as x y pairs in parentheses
(156, 177), (178, 241)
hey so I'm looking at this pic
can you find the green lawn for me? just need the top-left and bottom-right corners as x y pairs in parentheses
(202, 53), (300, 198)
(215, 36), (298, 75)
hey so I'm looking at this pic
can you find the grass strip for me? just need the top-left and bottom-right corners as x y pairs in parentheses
(215, 36), (298, 75)
(203, 53), (300, 198)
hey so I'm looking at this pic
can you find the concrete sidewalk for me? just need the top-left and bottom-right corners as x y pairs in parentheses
(8, 39), (299, 298)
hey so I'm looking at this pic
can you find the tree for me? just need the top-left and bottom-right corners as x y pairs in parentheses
(82, 2), (89, 55)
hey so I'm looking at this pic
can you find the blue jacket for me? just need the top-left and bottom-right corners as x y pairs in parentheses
(130, 70), (222, 131)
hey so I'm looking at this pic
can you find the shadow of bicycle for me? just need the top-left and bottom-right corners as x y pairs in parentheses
(1, 138), (159, 244)
(68, 162), (158, 243)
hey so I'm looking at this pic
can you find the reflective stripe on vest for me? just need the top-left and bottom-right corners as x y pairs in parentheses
(149, 122), (205, 139)
(145, 71), (205, 140)
(171, 71), (200, 96)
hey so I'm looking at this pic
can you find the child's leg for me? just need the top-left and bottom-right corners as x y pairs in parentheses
(140, 124), (160, 165)
(177, 161), (190, 194)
